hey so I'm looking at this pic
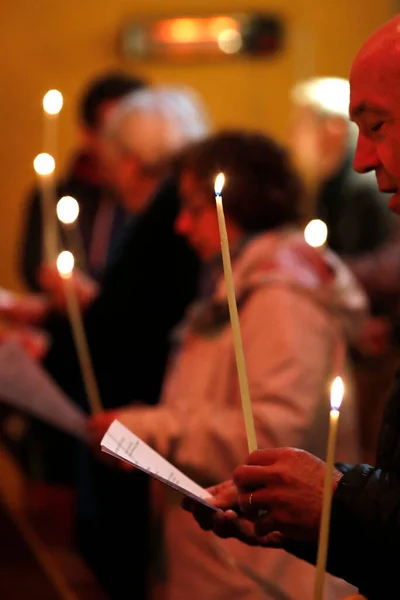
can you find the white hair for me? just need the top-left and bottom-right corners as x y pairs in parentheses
(291, 77), (350, 120)
(107, 85), (211, 143)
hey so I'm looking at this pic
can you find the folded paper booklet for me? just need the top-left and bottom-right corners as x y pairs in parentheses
(101, 420), (219, 511)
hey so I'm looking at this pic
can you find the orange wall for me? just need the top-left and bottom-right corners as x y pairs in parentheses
(0, 0), (395, 290)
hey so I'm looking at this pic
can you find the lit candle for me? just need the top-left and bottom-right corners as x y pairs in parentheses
(43, 89), (63, 160)
(304, 218), (328, 249)
(57, 250), (102, 414)
(33, 153), (58, 264)
(314, 375), (344, 600)
(214, 173), (257, 452)
(57, 196), (87, 271)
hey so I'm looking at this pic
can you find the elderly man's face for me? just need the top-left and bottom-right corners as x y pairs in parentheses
(100, 111), (181, 212)
(288, 104), (348, 182)
(350, 43), (400, 212)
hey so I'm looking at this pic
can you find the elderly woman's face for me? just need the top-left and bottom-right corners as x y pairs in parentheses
(99, 111), (175, 212)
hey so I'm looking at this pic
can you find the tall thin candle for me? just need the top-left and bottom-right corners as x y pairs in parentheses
(214, 173), (257, 452)
(33, 153), (58, 264)
(57, 196), (87, 271)
(56, 251), (102, 415)
(43, 89), (63, 161)
(314, 376), (344, 600)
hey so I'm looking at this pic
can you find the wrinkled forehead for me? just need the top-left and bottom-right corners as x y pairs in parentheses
(115, 111), (184, 164)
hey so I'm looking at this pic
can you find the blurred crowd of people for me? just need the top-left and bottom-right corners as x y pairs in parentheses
(0, 68), (399, 599)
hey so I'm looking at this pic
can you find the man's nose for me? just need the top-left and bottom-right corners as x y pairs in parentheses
(353, 133), (379, 174)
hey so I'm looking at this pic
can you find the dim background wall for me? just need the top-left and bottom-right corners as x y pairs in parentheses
(0, 0), (395, 290)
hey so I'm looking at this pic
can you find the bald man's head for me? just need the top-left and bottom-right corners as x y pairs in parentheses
(350, 15), (400, 213)
(354, 14), (400, 63)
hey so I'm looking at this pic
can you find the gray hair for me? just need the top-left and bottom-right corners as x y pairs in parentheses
(107, 85), (211, 143)
(291, 77), (350, 120)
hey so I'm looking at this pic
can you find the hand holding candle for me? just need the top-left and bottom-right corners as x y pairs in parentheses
(57, 251), (102, 414)
(314, 376), (345, 600)
(214, 173), (257, 453)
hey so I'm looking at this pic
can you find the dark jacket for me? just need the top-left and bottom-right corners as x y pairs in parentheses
(43, 177), (199, 411)
(284, 372), (400, 599)
(39, 178), (199, 599)
(317, 156), (393, 257)
(37, 178), (199, 486)
(20, 151), (130, 289)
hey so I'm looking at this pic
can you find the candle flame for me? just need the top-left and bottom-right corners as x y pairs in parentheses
(57, 196), (79, 225)
(214, 173), (225, 196)
(330, 376), (344, 411)
(57, 251), (74, 277)
(304, 219), (328, 248)
(33, 153), (55, 176)
(43, 90), (63, 115)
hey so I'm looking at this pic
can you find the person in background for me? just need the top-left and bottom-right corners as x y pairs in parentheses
(41, 86), (210, 599)
(4, 74), (147, 564)
(289, 76), (393, 254)
(290, 76), (398, 463)
(88, 130), (365, 600)
(20, 71), (147, 288)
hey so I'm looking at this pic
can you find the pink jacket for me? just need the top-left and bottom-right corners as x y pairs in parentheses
(118, 229), (366, 600)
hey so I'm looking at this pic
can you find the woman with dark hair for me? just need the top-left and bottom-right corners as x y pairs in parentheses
(88, 131), (365, 599)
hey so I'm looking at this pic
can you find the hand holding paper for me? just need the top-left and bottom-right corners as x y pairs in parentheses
(101, 420), (220, 511)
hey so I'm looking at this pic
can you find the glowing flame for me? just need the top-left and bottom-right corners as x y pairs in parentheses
(330, 376), (344, 411)
(43, 90), (63, 115)
(304, 219), (328, 248)
(214, 173), (225, 196)
(217, 29), (243, 54)
(169, 18), (200, 43)
(33, 153), (55, 176)
(57, 196), (79, 225)
(57, 251), (74, 277)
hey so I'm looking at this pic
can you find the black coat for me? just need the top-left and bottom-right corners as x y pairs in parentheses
(37, 177), (199, 484)
(43, 177), (199, 411)
(39, 178), (199, 599)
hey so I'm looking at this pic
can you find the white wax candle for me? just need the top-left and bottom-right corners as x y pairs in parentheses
(57, 196), (87, 271)
(314, 376), (344, 600)
(214, 174), (257, 452)
(33, 153), (58, 264)
(43, 90), (63, 161)
(57, 251), (102, 414)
